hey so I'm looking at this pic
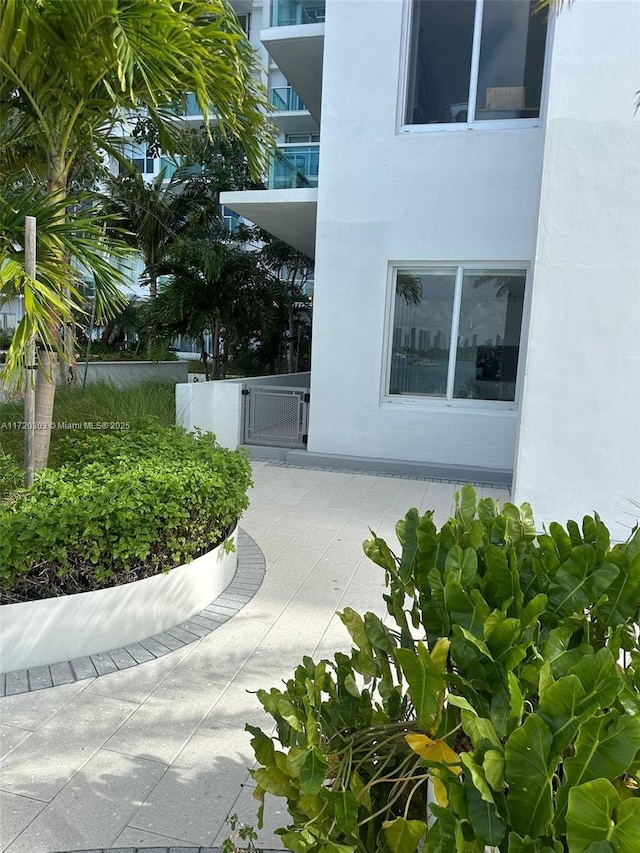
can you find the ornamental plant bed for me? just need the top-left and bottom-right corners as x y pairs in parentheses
(0, 419), (252, 604)
(247, 486), (640, 853)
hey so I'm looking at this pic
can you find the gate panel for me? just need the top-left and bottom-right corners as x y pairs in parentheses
(243, 386), (309, 448)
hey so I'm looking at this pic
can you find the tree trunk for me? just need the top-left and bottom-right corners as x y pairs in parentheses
(33, 147), (67, 469)
(288, 301), (295, 374)
(33, 350), (58, 470)
(200, 334), (209, 381)
(212, 318), (221, 380)
(61, 284), (77, 386)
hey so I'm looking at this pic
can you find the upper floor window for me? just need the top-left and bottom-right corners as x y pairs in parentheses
(405, 0), (548, 126)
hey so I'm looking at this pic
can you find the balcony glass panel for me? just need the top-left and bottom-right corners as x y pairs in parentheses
(268, 144), (319, 190)
(270, 86), (307, 112)
(271, 0), (325, 27)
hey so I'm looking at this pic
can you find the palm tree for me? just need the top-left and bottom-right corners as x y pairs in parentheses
(0, 0), (273, 468)
(150, 239), (280, 381)
(103, 168), (217, 300)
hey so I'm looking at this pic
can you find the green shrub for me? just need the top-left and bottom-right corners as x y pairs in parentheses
(248, 486), (640, 853)
(0, 423), (251, 601)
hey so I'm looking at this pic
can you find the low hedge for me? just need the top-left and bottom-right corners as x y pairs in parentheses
(0, 420), (252, 602)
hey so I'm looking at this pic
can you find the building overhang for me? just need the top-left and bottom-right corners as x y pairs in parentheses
(261, 24), (324, 122)
(220, 188), (318, 259)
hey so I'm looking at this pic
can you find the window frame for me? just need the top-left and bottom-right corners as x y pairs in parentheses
(381, 261), (532, 412)
(397, 0), (554, 134)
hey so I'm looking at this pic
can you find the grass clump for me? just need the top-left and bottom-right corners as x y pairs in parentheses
(0, 380), (176, 468)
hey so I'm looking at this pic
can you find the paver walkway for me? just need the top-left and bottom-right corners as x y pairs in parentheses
(0, 461), (509, 853)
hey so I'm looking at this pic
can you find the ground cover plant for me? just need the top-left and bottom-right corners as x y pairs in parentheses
(248, 486), (640, 853)
(0, 419), (251, 603)
(0, 380), (175, 468)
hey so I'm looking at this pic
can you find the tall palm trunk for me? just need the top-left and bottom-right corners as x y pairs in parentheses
(33, 149), (66, 469)
(34, 349), (58, 469)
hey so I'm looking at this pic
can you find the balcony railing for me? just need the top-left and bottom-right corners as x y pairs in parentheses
(183, 93), (215, 117)
(270, 0), (325, 27)
(268, 143), (319, 190)
(159, 157), (203, 180)
(270, 86), (306, 112)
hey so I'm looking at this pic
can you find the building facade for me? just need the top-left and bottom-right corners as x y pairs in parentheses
(221, 0), (640, 539)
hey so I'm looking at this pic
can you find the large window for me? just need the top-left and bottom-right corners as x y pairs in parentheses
(389, 266), (526, 403)
(405, 0), (547, 126)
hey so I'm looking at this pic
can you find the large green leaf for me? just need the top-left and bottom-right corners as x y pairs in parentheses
(464, 776), (506, 846)
(505, 714), (554, 838)
(568, 649), (623, 712)
(567, 779), (640, 853)
(246, 724), (275, 767)
(382, 817), (427, 853)
(324, 790), (360, 834)
(395, 641), (445, 732)
(339, 608), (372, 657)
(538, 674), (590, 757)
(595, 551), (640, 627)
(564, 713), (640, 787)
(299, 749), (330, 795)
(547, 545), (619, 618)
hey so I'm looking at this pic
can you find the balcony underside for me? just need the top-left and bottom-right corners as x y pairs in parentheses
(220, 188), (318, 259)
(261, 24), (324, 122)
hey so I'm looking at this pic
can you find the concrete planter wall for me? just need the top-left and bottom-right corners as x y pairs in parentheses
(76, 360), (188, 387)
(0, 527), (237, 672)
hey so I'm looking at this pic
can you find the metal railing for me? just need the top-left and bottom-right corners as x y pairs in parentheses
(268, 143), (319, 190)
(270, 0), (325, 27)
(270, 86), (306, 112)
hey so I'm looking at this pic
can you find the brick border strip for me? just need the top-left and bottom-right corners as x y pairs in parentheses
(0, 529), (265, 698)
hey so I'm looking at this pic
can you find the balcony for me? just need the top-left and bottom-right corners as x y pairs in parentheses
(270, 0), (325, 27)
(159, 157), (203, 180)
(270, 86), (306, 112)
(261, 4), (324, 121)
(268, 144), (319, 190)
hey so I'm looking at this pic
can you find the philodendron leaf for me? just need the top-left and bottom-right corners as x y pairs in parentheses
(564, 713), (640, 786)
(324, 790), (360, 834)
(382, 817), (427, 853)
(547, 544), (619, 619)
(567, 779), (640, 853)
(298, 748), (329, 795)
(406, 733), (460, 806)
(464, 775), (506, 846)
(504, 714), (554, 838)
(595, 551), (640, 627)
(339, 607), (372, 656)
(246, 724), (275, 767)
(484, 749), (505, 792)
(396, 642), (445, 732)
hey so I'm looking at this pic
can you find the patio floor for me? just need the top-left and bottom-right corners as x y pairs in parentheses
(0, 461), (509, 853)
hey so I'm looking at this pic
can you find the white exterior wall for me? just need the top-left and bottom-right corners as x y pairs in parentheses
(308, 0), (545, 470)
(513, 1), (640, 539)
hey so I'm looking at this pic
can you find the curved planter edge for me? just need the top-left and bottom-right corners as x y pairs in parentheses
(0, 527), (238, 673)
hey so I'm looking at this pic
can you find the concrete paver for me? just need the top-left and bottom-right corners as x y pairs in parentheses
(0, 461), (471, 853)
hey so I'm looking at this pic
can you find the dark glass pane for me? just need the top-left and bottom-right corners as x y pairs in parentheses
(475, 1), (547, 120)
(406, 0), (475, 125)
(389, 269), (457, 397)
(453, 270), (525, 401)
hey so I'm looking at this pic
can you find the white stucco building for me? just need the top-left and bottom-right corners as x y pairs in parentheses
(213, 0), (640, 538)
